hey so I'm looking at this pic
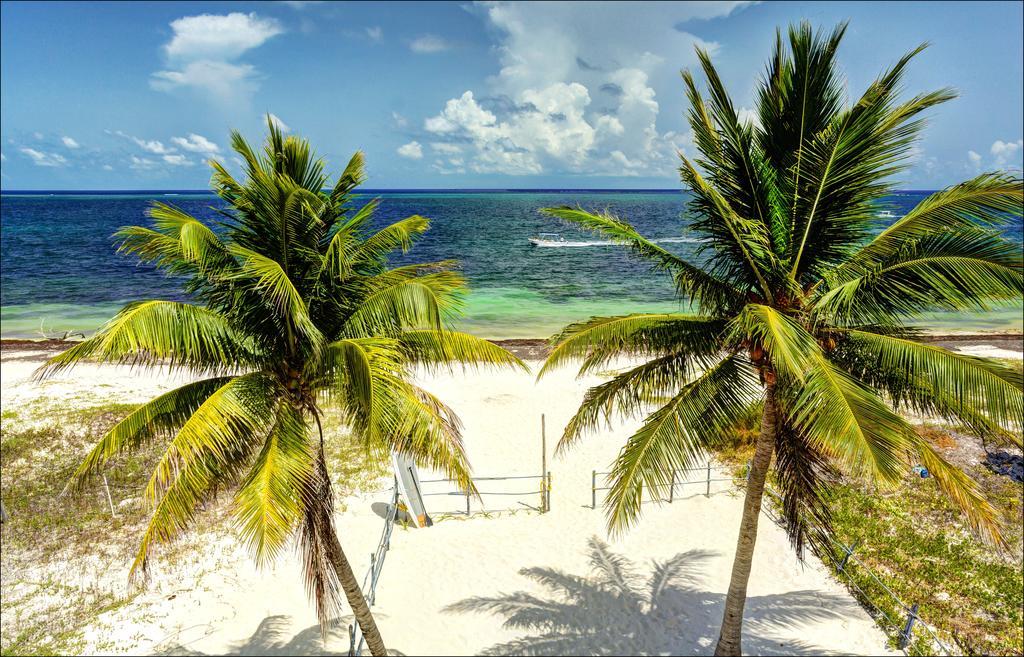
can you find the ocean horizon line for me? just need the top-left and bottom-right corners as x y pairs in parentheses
(0, 187), (944, 195)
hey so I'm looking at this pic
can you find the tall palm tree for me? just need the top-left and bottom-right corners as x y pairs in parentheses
(539, 23), (1023, 656)
(38, 119), (523, 656)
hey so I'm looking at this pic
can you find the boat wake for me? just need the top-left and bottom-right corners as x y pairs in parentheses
(532, 236), (706, 248)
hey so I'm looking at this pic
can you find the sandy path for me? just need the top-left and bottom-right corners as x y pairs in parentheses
(1, 354), (901, 656)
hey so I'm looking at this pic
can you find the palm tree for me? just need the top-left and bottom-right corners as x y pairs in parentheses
(539, 22), (1023, 656)
(38, 119), (523, 657)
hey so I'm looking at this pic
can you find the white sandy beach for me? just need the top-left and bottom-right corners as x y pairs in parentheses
(8, 344), (1018, 655)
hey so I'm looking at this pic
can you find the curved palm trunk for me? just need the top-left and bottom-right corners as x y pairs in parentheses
(327, 532), (388, 656)
(714, 381), (778, 656)
(310, 416), (388, 656)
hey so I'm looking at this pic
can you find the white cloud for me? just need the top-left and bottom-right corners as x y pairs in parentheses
(397, 141), (424, 159)
(102, 164), (114, 171)
(392, 111), (408, 128)
(19, 147), (67, 167)
(171, 133), (220, 154)
(0, 153), (6, 161)
(163, 154), (194, 166)
(132, 137), (175, 154)
(61, 136), (80, 149)
(151, 60), (259, 104)
(111, 130), (179, 155)
(366, 26), (383, 42)
(967, 150), (982, 168)
(736, 107), (761, 130)
(990, 139), (1023, 167)
(417, 1), (742, 176)
(268, 113), (290, 133)
(281, 0), (324, 8)
(163, 13), (282, 61)
(129, 155), (158, 170)
(33, 132), (43, 140)
(410, 34), (450, 54)
(431, 142), (463, 154)
(152, 12), (281, 104)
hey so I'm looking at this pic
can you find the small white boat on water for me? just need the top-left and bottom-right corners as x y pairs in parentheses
(876, 209), (898, 219)
(528, 232), (569, 246)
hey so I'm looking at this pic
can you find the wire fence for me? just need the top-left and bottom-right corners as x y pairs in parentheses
(590, 462), (737, 509)
(416, 472), (552, 517)
(345, 470), (551, 655)
(760, 484), (953, 656)
(348, 482), (400, 657)
(587, 461), (954, 656)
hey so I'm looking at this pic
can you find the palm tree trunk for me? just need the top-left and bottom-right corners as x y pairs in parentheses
(311, 413), (388, 656)
(327, 532), (388, 656)
(714, 381), (778, 656)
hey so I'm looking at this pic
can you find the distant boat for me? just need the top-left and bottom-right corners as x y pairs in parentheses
(876, 209), (898, 219)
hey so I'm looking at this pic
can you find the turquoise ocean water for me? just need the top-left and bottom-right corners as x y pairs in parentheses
(1, 190), (1021, 339)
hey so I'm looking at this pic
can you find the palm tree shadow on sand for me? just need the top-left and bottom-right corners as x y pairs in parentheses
(445, 536), (859, 656)
(154, 615), (406, 656)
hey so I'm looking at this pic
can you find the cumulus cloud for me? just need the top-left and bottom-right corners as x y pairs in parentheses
(171, 133), (220, 154)
(366, 26), (383, 42)
(132, 137), (175, 154)
(397, 141), (424, 159)
(268, 113), (290, 133)
(129, 155), (158, 170)
(968, 139), (1023, 171)
(410, 34), (450, 54)
(162, 13), (282, 61)
(151, 12), (282, 104)
(20, 147), (67, 167)
(61, 136), (80, 149)
(990, 139), (1023, 168)
(163, 154), (194, 166)
(417, 2), (745, 176)
(431, 142), (463, 154)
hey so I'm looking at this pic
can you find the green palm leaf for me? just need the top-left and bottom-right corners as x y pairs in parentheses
(604, 355), (761, 533)
(38, 300), (247, 376)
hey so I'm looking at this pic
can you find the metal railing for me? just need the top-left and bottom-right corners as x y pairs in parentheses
(417, 472), (552, 516)
(348, 482), (400, 656)
(590, 462), (736, 509)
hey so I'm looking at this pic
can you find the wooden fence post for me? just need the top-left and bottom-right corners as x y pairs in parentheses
(541, 414), (547, 512)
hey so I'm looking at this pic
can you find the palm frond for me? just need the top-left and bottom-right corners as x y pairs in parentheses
(131, 373), (278, 575)
(233, 401), (314, 565)
(604, 355), (761, 533)
(836, 173), (1023, 276)
(398, 330), (526, 372)
(558, 353), (692, 452)
(68, 377), (234, 490)
(540, 206), (740, 314)
(37, 301), (247, 377)
(814, 227), (1023, 325)
(540, 314), (723, 379)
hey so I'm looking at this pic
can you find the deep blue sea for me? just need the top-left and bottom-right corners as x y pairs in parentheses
(1, 190), (1021, 338)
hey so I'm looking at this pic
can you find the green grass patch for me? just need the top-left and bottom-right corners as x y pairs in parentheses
(713, 418), (1023, 655)
(1, 400), (386, 655)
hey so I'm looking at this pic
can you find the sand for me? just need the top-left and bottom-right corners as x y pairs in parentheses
(8, 343), (1006, 655)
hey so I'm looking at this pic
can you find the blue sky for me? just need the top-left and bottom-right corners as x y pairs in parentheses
(1, 0), (1021, 190)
